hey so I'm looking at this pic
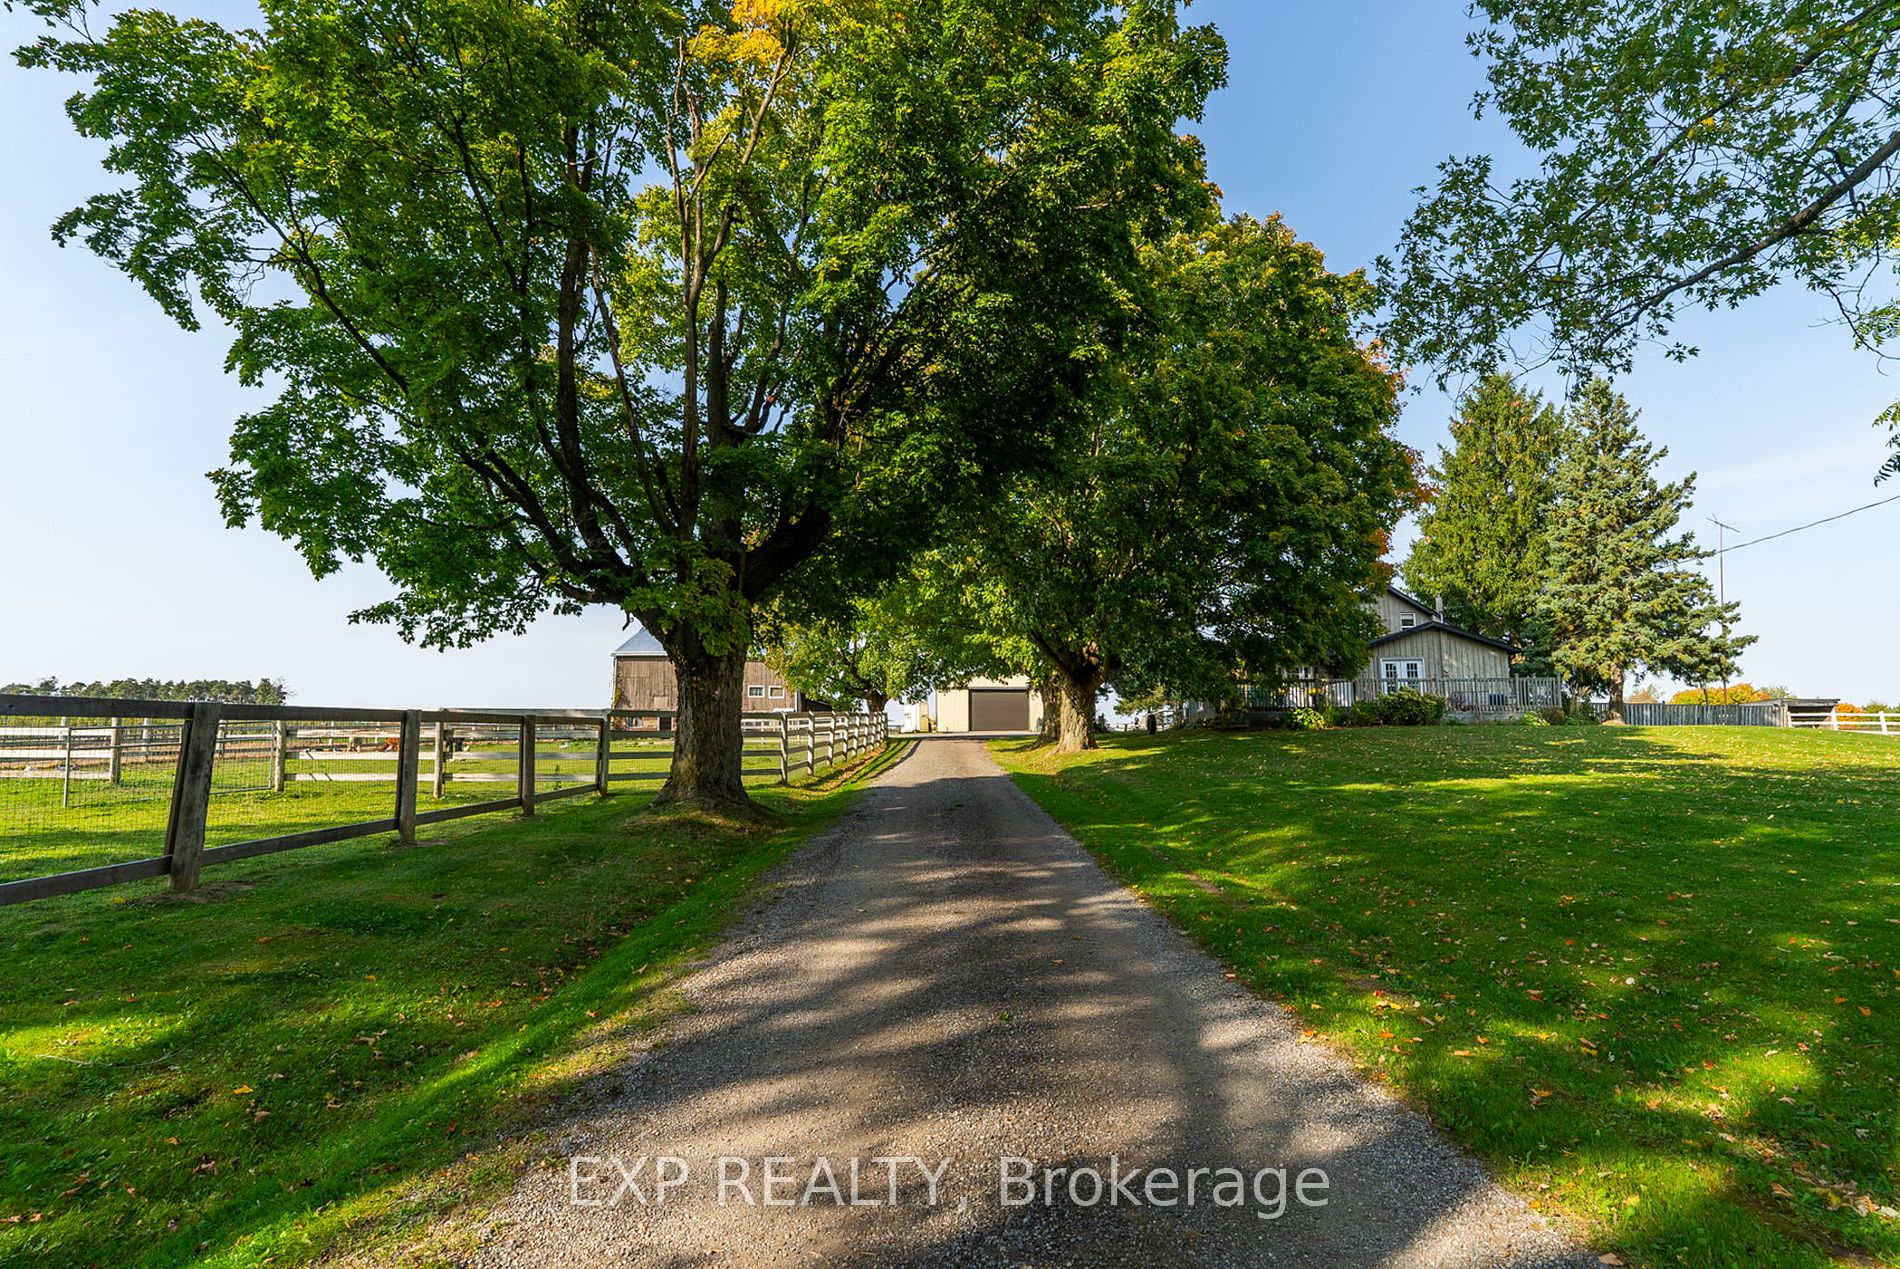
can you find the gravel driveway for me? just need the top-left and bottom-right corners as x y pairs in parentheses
(471, 738), (1594, 1267)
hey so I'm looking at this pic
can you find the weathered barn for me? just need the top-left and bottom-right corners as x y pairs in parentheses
(611, 628), (809, 714)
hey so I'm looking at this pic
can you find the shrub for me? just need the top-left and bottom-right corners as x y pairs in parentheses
(1362, 688), (1448, 726)
(1520, 711), (1550, 727)
(1288, 706), (1329, 731)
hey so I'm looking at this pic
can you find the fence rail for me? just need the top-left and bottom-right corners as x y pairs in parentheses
(1615, 701), (1789, 727)
(0, 695), (887, 908)
(1249, 676), (1563, 716)
(1790, 708), (1900, 734)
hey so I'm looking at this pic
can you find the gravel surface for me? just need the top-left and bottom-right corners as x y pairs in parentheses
(471, 738), (1596, 1267)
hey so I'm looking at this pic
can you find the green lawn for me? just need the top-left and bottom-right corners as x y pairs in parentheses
(995, 726), (1899, 1268)
(0, 748), (895, 1267)
(0, 735), (770, 882)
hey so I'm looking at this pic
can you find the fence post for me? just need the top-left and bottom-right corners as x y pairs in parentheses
(395, 710), (421, 845)
(61, 725), (73, 809)
(595, 714), (612, 796)
(165, 702), (222, 894)
(270, 719), (287, 793)
(518, 716), (536, 814)
(108, 717), (122, 785)
(778, 716), (790, 784)
(432, 723), (450, 797)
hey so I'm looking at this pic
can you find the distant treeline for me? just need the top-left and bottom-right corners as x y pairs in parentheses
(1, 677), (291, 705)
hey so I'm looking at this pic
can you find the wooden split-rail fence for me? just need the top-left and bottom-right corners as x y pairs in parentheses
(0, 694), (888, 908)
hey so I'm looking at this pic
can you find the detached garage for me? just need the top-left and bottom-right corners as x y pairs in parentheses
(934, 676), (1043, 733)
(970, 687), (1030, 731)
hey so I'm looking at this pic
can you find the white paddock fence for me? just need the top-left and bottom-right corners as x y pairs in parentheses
(1789, 708), (1900, 734)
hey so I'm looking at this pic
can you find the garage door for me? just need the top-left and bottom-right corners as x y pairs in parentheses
(969, 688), (1030, 731)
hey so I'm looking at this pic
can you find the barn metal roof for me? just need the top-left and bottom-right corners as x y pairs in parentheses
(614, 627), (666, 657)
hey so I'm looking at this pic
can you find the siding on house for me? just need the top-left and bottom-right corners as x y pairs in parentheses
(1373, 588), (1435, 631)
(1367, 627), (1512, 679)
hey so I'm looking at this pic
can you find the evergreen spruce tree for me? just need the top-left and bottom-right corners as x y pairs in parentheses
(1533, 381), (1752, 718)
(1402, 373), (1565, 650)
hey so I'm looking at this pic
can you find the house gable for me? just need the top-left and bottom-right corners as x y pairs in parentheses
(1360, 586), (1517, 681)
(1373, 586), (1438, 635)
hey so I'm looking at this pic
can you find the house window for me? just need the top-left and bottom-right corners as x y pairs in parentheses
(1380, 659), (1424, 691)
(1399, 613), (1416, 630)
(768, 684), (785, 699)
(747, 684), (766, 698)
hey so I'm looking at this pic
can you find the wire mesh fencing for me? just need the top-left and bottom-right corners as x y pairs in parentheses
(0, 710), (182, 882)
(429, 718), (522, 807)
(204, 717), (404, 852)
(0, 694), (887, 906)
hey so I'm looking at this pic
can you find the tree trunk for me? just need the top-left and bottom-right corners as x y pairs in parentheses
(1604, 672), (1627, 724)
(1038, 678), (1060, 742)
(864, 689), (889, 715)
(1054, 666), (1102, 753)
(656, 633), (755, 814)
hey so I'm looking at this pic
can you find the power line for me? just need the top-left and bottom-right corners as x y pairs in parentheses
(1716, 490), (1900, 554)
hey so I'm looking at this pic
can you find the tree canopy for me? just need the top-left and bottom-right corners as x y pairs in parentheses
(1532, 381), (1752, 715)
(757, 552), (1027, 713)
(0, 677), (291, 705)
(21, 0), (1225, 805)
(953, 215), (1417, 750)
(1401, 372), (1565, 650)
(1669, 683), (1784, 705)
(1383, 0), (1900, 478)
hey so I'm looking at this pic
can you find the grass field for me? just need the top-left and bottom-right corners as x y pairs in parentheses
(995, 726), (1899, 1268)
(0, 734), (738, 883)
(0, 747), (895, 1267)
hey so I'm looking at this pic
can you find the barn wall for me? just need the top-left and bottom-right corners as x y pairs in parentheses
(613, 656), (791, 712)
(742, 660), (793, 708)
(614, 657), (677, 711)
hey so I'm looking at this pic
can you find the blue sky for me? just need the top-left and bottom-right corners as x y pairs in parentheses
(3, 1), (1897, 707)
